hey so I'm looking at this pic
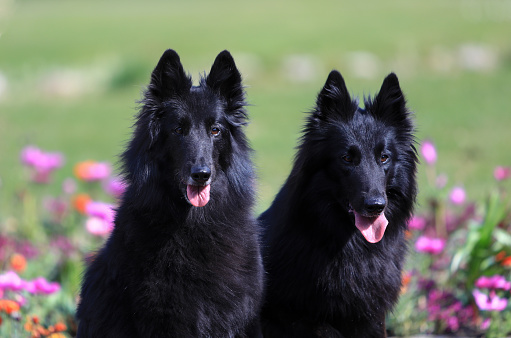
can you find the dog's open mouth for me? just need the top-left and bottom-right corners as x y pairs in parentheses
(186, 184), (211, 207)
(348, 204), (388, 243)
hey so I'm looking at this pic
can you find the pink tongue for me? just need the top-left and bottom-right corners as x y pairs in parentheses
(354, 211), (388, 243)
(186, 184), (211, 207)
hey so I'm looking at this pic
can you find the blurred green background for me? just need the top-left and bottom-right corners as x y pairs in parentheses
(1, 0), (511, 214)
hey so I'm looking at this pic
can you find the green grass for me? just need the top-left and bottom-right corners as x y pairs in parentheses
(1, 0), (511, 214)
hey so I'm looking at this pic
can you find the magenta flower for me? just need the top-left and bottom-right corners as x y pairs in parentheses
(85, 201), (115, 224)
(103, 176), (127, 197)
(421, 140), (437, 165)
(0, 271), (24, 291)
(475, 275), (511, 291)
(408, 216), (427, 230)
(25, 277), (61, 295)
(20, 146), (64, 183)
(20, 146), (64, 169)
(473, 289), (508, 311)
(0, 271), (60, 295)
(415, 236), (446, 254)
(494, 166), (511, 181)
(449, 186), (466, 205)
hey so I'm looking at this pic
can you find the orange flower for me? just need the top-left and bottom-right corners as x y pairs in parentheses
(404, 230), (412, 240)
(502, 257), (511, 267)
(496, 251), (506, 261)
(74, 161), (95, 180)
(48, 334), (66, 338)
(74, 160), (111, 181)
(10, 253), (27, 272)
(53, 322), (67, 332)
(72, 193), (92, 214)
(0, 299), (20, 314)
(36, 326), (50, 336)
(401, 271), (412, 294)
(496, 250), (511, 267)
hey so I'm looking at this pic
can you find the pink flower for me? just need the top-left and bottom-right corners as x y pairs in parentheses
(0, 271), (24, 291)
(494, 166), (511, 181)
(74, 161), (111, 181)
(481, 318), (491, 330)
(473, 289), (508, 311)
(449, 186), (466, 205)
(475, 275), (511, 291)
(435, 173), (448, 189)
(20, 146), (64, 170)
(421, 140), (437, 165)
(28, 277), (61, 295)
(0, 271), (60, 295)
(408, 216), (427, 230)
(85, 202), (115, 224)
(86, 217), (114, 236)
(62, 178), (77, 195)
(415, 236), (446, 254)
(20, 146), (64, 183)
(103, 177), (127, 197)
(85, 201), (116, 236)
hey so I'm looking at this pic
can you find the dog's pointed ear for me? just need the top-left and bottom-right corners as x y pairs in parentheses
(148, 49), (191, 99)
(315, 70), (354, 121)
(371, 73), (408, 122)
(206, 50), (245, 113)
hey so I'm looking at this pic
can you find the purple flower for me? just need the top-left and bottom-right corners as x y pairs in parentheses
(426, 289), (475, 332)
(473, 289), (508, 311)
(494, 166), (511, 181)
(421, 140), (437, 165)
(408, 215), (427, 230)
(449, 186), (466, 205)
(415, 236), (446, 255)
(475, 275), (511, 291)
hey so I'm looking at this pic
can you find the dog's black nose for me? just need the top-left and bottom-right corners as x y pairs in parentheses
(191, 166), (211, 184)
(364, 196), (386, 215)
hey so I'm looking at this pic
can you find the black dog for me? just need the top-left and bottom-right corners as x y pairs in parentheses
(77, 50), (263, 337)
(260, 71), (418, 337)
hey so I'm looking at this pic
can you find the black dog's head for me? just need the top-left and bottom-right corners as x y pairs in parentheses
(303, 71), (417, 243)
(122, 49), (249, 208)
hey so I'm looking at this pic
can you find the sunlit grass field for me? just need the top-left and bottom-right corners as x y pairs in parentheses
(2, 0), (511, 213)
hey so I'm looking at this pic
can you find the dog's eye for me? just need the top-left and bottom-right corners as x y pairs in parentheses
(380, 154), (390, 163)
(211, 127), (220, 136)
(342, 155), (353, 163)
(174, 127), (183, 135)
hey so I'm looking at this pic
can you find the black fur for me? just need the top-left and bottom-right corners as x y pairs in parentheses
(259, 71), (418, 337)
(76, 49), (263, 337)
